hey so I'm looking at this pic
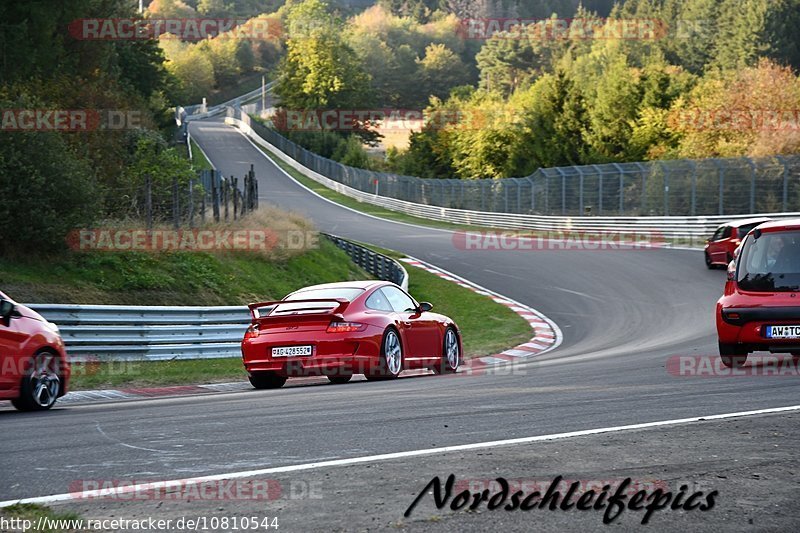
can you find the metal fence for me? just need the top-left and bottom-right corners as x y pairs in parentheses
(196, 167), (259, 223)
(227, 108), (800, 218)
(28, 235), (408, 361)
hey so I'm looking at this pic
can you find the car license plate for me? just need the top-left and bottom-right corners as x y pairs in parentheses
(272, 345), (312, 357)
(766, 325), (800, 339)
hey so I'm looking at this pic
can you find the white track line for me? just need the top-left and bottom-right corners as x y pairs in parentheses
(2, 404), (798, 509)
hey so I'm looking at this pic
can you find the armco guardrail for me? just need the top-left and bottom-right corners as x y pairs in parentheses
(177, 82), (275, 126)
(226, 110), (798, 240)
(326, 234), (408, 291)
(26, 235), (407, 361)
(28, 304), (249, 361)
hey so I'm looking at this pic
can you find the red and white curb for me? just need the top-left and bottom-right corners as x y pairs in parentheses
(399, 256), (562, 372)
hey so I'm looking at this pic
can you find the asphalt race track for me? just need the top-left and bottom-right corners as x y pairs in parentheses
(2, 117), (799, 531)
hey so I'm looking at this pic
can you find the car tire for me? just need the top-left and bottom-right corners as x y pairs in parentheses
(719, 342), (748, 368)
(705, 252), (714, 269)
(11, 351), (61, 412)
(365, 328), (403, 381)
(432, 327), (460, 374)
(248, 371), (287, 389)
(327, 374), (352, 384)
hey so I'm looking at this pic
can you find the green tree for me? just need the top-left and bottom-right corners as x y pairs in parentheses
(417, 43), (470, 102)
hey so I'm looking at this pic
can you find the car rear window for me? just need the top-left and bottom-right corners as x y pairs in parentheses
(284, 287), (365, 301)
(738, 230), (800, 292)
(737, 223), (762, 239)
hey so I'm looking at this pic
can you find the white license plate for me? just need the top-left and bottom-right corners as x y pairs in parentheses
(766, 325), (800, 339)
(272, 345), (312, 357)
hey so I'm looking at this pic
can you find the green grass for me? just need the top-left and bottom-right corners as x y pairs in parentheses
(1, 239), (367, 306)
(70, 357), (248, 390)
(190, 138), (213, 170)
(60, 242), (531, 390)
(1, 504), (82, 533)
(66, 253), (532, 390)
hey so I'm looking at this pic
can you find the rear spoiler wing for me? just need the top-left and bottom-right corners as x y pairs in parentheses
(247, 298), (350, 321)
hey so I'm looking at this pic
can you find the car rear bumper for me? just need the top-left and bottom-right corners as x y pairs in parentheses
(241, 327), (383, 376)
(718, 306), (800, 351)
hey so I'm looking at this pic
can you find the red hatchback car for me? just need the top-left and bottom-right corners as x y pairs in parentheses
(0, 291), (70, 410)
(241, 281), (461, 388)
(705, 217), (771, 269)
(716, 219), (800, 367)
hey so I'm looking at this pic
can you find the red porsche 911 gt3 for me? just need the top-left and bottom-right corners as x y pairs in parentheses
(241, 281), (461, 388)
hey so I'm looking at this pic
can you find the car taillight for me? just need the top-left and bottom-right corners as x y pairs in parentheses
(327, 321), (366, 333)
(727, 259), (737, 281)
(244, 324), (259, 339)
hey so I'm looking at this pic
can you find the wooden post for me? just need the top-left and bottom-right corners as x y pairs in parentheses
(233, 177), (239, 220)
(224, 178), (230, 221)
(212, 176), (220, 222)
(249, 164), (257, 210)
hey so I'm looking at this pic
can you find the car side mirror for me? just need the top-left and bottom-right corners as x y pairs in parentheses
(727, 260), (736, 281)
(419, 302), (433, 312)
(0, 299), (15, 321)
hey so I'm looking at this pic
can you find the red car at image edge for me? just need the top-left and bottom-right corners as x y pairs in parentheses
(0, 290), (70, 410)
(704, 217), (771, 269)
(241, 281), (462, 388)
(717, 219), (800, 367)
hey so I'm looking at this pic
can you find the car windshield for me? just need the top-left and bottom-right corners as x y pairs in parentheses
(738, 231), (800, 292)
(284, 287), (365, 301)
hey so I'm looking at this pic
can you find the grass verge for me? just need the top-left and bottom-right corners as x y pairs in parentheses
(0, 504), (81, 533)
(1, 238), (367, 306)
(190, 138), (212, 170)
(64, 243), (532, 390)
